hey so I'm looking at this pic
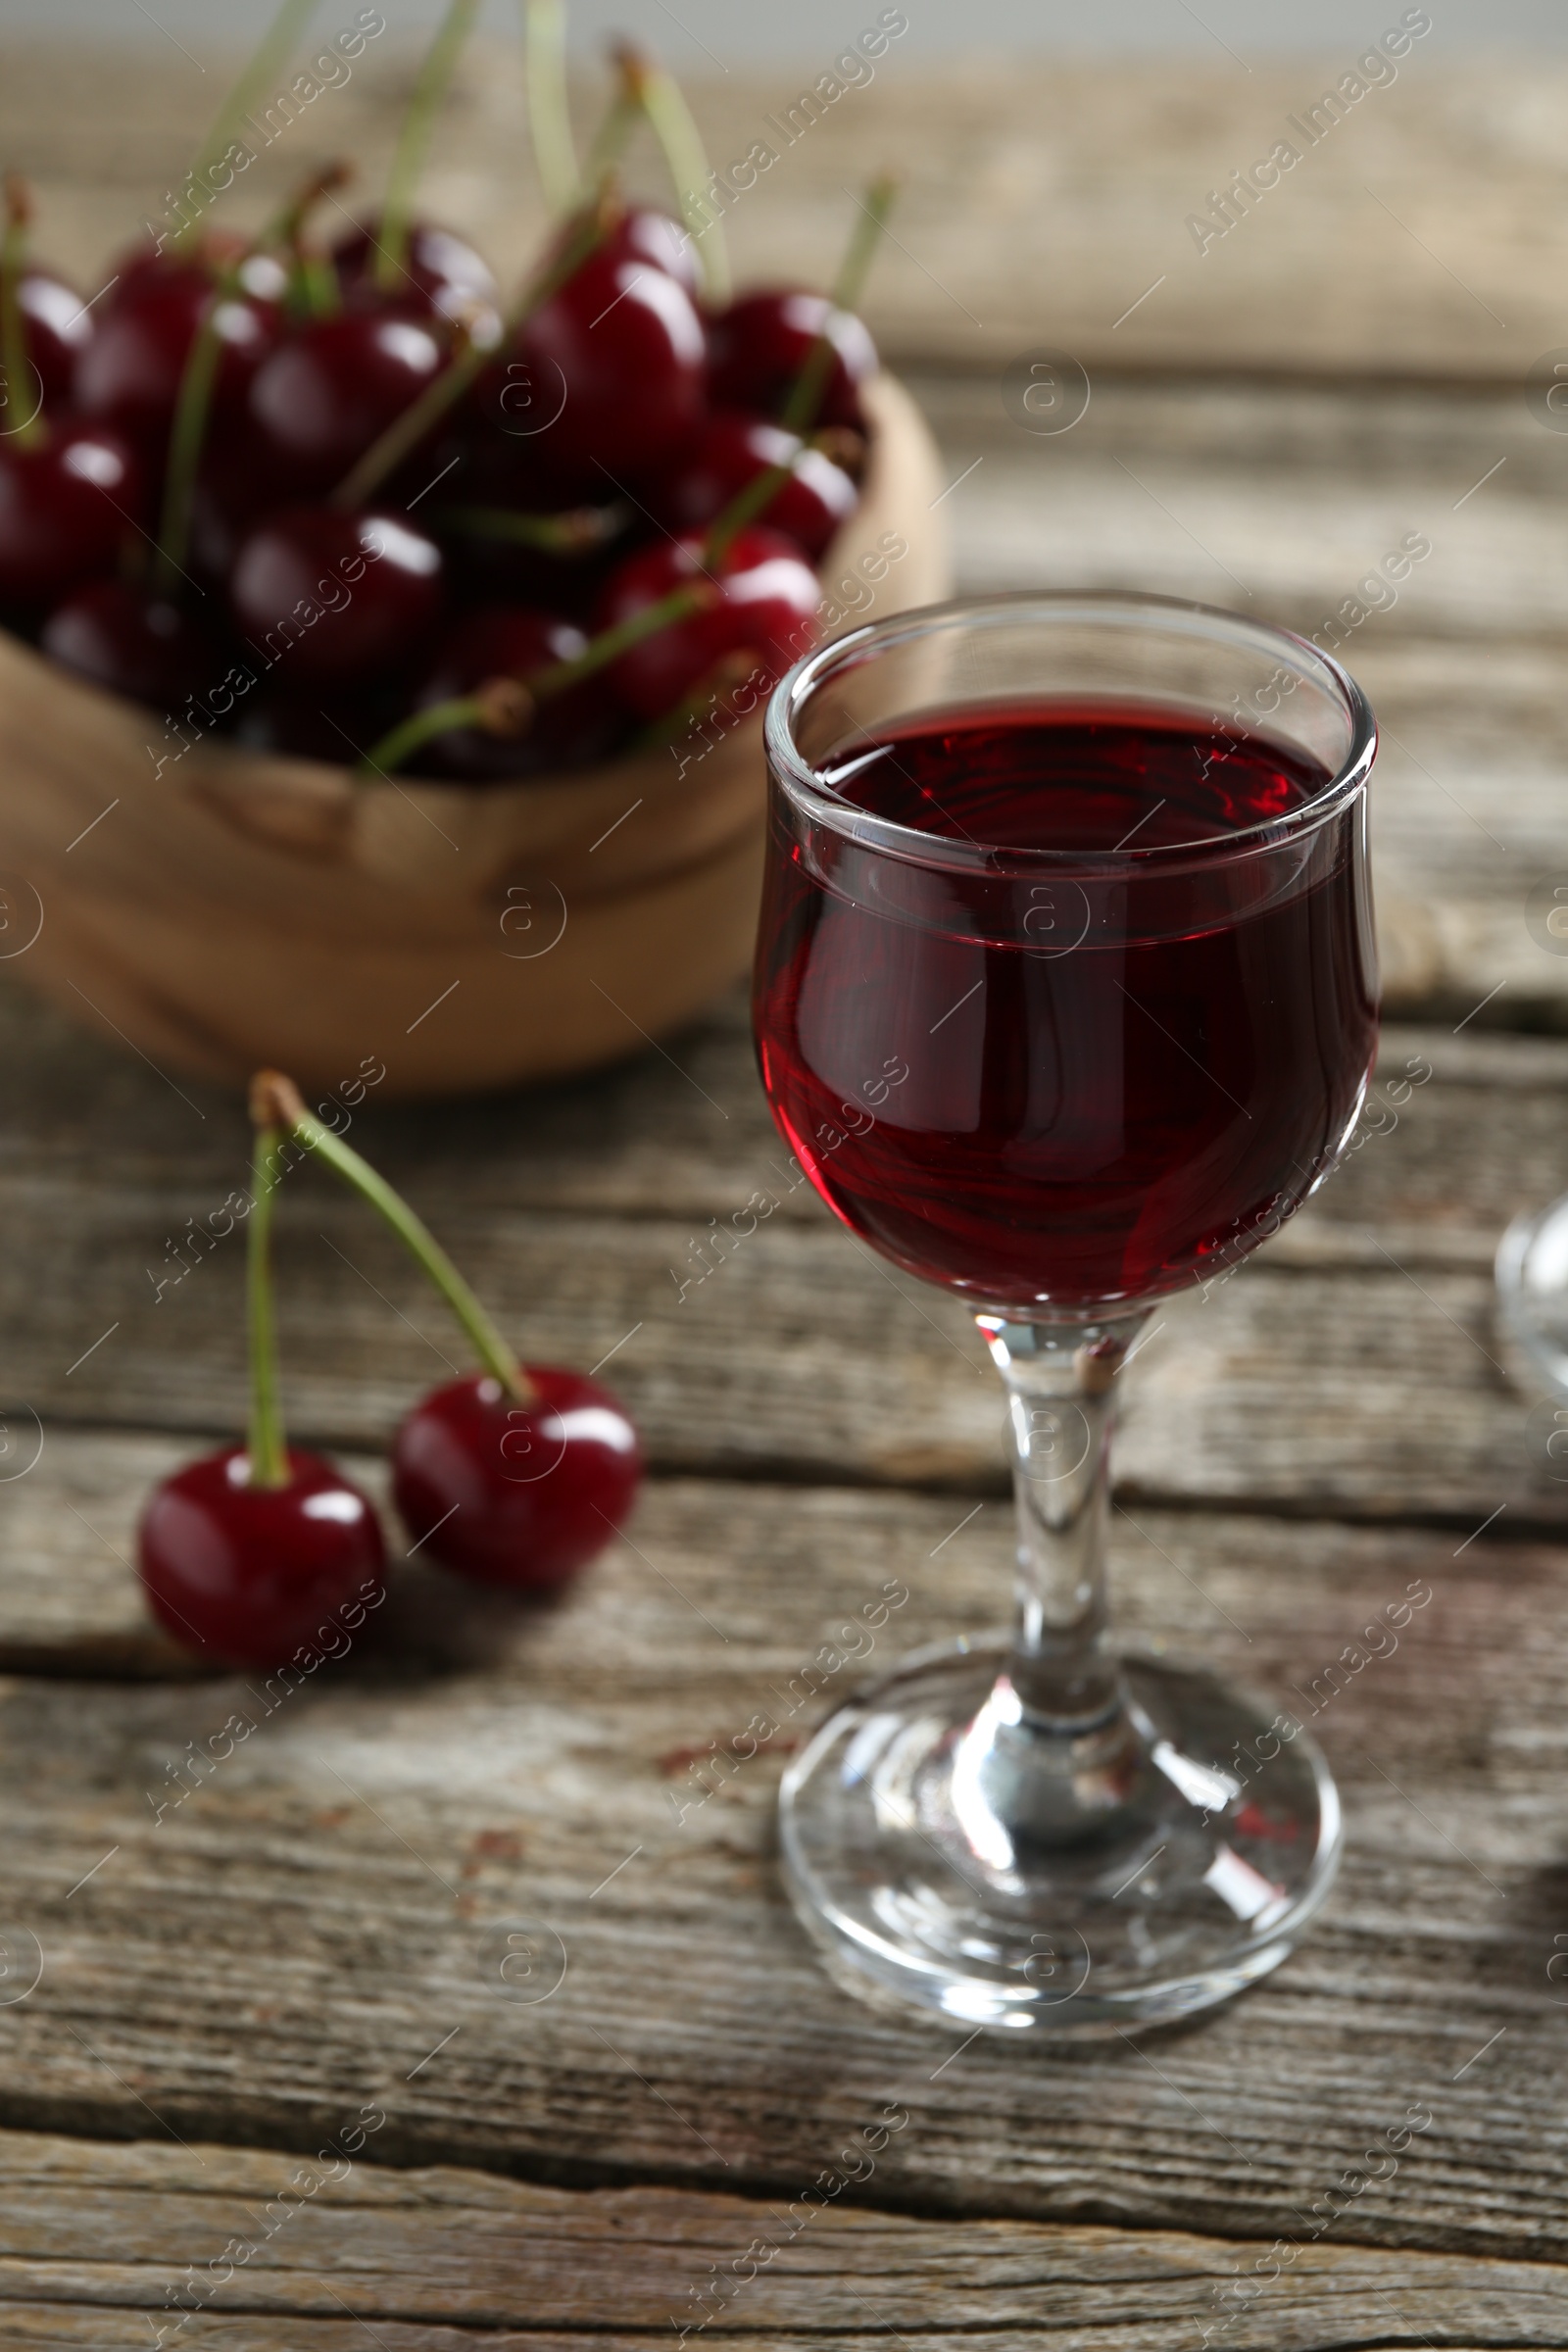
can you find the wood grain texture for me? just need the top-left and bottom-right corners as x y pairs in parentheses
(0, 2127), (1564, 2349)
(930, 377), (1561, 642)
(0, 39), (1562, 381)
(9, 1199), (1553, 1518)
(0, 968), (1550, 2249)
(0, 1458), (1558, 2257)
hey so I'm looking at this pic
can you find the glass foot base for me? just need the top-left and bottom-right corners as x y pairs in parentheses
(779, 1635), (1342, 2035)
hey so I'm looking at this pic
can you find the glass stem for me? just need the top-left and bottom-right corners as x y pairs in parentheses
(978, 1310), (1149, 1719)
(957, 1310), (1152, 1851)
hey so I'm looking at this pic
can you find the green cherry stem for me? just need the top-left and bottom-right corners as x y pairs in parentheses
(290, 245), (341, 320)
(830, 172), (900, 312)
(701, 448), (789, 567)
(246, 1123), (290, 1491)
(328, 332), (477, 511)
(530, 580), (715, 696)
(374, 0), (483, 292)
(330, 192), (612, 512)
(154, 167), (348, 592)
(251, 1070), (534, 1402)
(617, 40), (730, 304)
(355, 677), (528, 780)
(580, 43), (654, 190)
(172, 0), (319, 254)
(351, 583), (712, 778)
(522, 0), (579, 216)
(778, 172), (897, 436)
(702, 177), (897, 564)
(151, 267), (237, 592)
(276, 158), (351, 318)
(430, 498), (628, 553)
(0, 175), (43, 454)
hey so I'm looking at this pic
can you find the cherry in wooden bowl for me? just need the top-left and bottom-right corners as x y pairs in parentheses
(0, 376), (948, 1098)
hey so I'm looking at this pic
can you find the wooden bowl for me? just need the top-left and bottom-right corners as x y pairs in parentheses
(0, 375), (949, 1098)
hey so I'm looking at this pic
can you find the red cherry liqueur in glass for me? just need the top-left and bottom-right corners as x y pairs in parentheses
(754, 701), (1377, 1310)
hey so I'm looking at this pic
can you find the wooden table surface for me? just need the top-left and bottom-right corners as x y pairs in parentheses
(1, 32), (1567, 2349)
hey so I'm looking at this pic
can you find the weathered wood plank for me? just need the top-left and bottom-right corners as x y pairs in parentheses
(934, 376), (1568, 644)
(0, 2126), (1563, 2350)
(0, 997), (1557, 1523)
(0, 1426), (219, 1677)
(0, 1463), (1557, 2257)
(5, 40), (1568, 381)
(13, 1205), (1557, 1520)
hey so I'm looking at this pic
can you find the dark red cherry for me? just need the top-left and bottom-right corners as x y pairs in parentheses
(498, 248), (706, 479)
(412, 603), (622, 779)
(460, 368), (594, 507)
(598, 206), (701, 299)
(229, 505), (445, 685)
(0, 416), (141, 610)
(41, 579), (221, 712)
(98, 233), (277, 315)
(596, 523), (820, 721)
(708, 288), (876, 430)
(247, 305), (448, 496)
(139, 1445), (387, 1670)
(98, 245), (182, 315)
(650, 409), (856, 560)
(392, 1369), (642, 1590)
(187, 430), (292, 590)
(332, 218), (499, 330)
(74, 262), (280, 450)
(0, 261), (92, 417)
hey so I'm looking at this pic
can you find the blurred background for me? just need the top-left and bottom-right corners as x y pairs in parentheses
(3, 0), (1562, 380)
(2, 0), (1566, 48)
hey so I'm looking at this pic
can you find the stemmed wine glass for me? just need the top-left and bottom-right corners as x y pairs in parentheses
(753, 591), (1378, 2033)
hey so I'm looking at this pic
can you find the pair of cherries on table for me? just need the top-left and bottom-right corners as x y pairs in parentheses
(1, 160), (876, 772)
(139, 1072), (641, 1671)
